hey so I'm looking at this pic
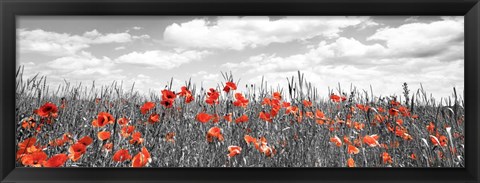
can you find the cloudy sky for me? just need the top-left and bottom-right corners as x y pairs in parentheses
(17, 16), (464, 99)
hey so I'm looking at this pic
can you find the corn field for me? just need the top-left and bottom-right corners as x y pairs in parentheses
(15, 66), (465, 168)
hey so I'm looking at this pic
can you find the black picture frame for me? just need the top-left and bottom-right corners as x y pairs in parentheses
(1, 0), (479, 182)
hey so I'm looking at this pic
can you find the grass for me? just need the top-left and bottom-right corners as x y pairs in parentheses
(15, 66), (465, 168)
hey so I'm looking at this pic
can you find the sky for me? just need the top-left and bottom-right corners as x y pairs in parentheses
(17, 16), (464, 100)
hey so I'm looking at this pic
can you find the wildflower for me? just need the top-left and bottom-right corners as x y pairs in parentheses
(35, 102), (58, 118)
(233, 93), (249, 108)
(21, 151), (48, 167)
(130, 132), (144, 145)
(117, 117), (129, 126)
(382, 152), (393, 164)
(43, 153), (68, 167)
(227, 146), (242, 157)
(302, 100), (312, 107)
(97, 131), (111, 141)
(132, 147), (151, 167)
(92, 112), (115, 127)
(196, 112), (212, 123)
(205, 88), (220, 105)
(77, 136), (93, 146)
(348, 145), (360, 154)
(224, 113), (232, 122)
(330, 135), (342, 147)
(140, 102), (155, 114)
(113, 149), (132, 162)
(68, 143), (87, 162)
(347, 158), (355, 167)
(121, 125), (135, 138)
(363, 134), (380, 147)
(235, 114), (249, 123)
(206, 127), (224, 142)
(223, 82), (237, 93)
(148, 113), (160, 124)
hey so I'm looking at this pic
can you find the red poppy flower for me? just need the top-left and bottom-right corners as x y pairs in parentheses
(285, 106), (298, 115)
(382, 152), (393, 164)
(354, 122), (365, 131)
(140, 102), (155, 114)
(235, 114), (248, 123)
(211, 114), (220, 123)
(388, 108), (399, 116)
(97, 131), (111, 141)
(273, 92), (282, 100)
(196, 112), (212, 123)
(35, 102), (58, 118)
(161, 89), (176, 101)
(224, 113), (232, 122)
(223, 81), (237, 93)
(178, 86), (194, 103)
(129, 132), (144, 145)
(103, 143), (113, 151)
(390, 100), (400, 106)
(43, 153), (68, 167)
(21, 117), (36, 129)
(165, 132), (175, 143)
(148, 113), (160, 124)
(113, 149), (132, 162)
(439, 135), (448, 147)
(68, 143), (87, 162)
(426, 122), (435, 134)
(77, 136), (93, 146)
(244, 135), (257, 145)
(302, 100), (312, 107)
(259, 112), (272, 122)
(410, 153), (417, 160)
(17, 137), (43, 160)
(347, 145), (360, 154)
(206, 127), (224, 142)
(227, 146), (242, 157)
(131, 147), (151, 167)
(330, 94), (341, 103)
(233, 93), (249, 108)
(347, 157), (355, 167)
(92, 112), (115, 127)
(160, 99), (174, 108)
(121, 125), (135, 138)
(363, 134), (380, 147)
(330, 135), (342, 147)
(21, 151), (48, 167)
(49, 133), (72, 147)
(205, 88), (220, 105)
(398, 106), (410, 117)
(117, 117), (129, 126)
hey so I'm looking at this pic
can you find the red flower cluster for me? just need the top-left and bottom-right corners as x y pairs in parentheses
(205, 88), (220, 105)
(161, 89), (176, 108)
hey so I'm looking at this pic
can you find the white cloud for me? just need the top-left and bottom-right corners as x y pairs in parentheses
(132, 35), (150, 40)
(18, 29), (149, 57)
(115, 46), (126, 50)
(163, 16), (375, 50)
(45, 51), (122, 79)
(115, 50), (211, 69)
(132, 26), (143, 30)
(404, 16), (419, 22)
(367, 17), (464, 60)
(18, 29), (90, 57)
(223, 37), (386, 73)
(222, 17), (464, 99)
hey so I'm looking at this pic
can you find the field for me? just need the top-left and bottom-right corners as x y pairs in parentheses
(15, 68), (465, 168)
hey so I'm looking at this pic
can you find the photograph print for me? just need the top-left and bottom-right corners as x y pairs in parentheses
(15, 16), (465, 168)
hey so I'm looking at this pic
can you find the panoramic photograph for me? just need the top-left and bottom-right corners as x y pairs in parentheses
(15, 16), (464, 168)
